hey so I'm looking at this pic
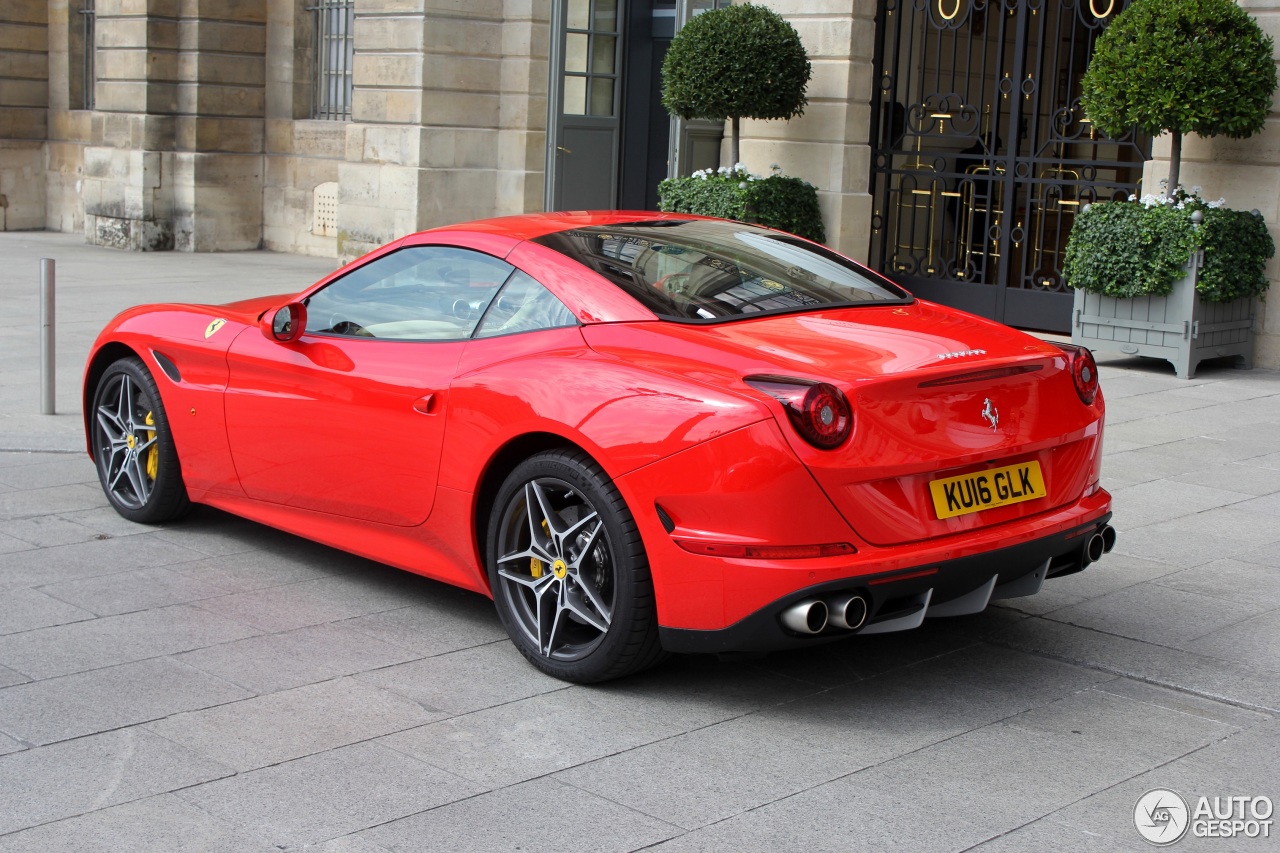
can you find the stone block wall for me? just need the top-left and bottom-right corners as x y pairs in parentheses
(43, 1), (86, 234)
(335, 0), (511, 263)
(733, 0), (876, 262)
(0, 0), (49, 231)
(261, 0), (341, 256)
(257, 0), (548, 262)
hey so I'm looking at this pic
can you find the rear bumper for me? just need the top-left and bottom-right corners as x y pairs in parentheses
(659, 512), (1112, 654)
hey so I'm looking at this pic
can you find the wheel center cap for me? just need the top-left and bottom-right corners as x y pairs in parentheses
(552, 559), (568, 579)
(126, 434), (136, 450)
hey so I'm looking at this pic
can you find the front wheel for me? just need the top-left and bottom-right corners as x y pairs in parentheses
(90, 356), (190, 523)
(487, 449), (665, 683)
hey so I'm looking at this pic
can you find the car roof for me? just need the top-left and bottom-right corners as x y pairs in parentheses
(402, 210), (704, 244)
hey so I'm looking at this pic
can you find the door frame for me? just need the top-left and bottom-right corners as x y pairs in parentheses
(545, 0), (627, 211)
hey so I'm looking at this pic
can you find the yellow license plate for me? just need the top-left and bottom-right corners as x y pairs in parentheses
(929, 461), (1046, 520)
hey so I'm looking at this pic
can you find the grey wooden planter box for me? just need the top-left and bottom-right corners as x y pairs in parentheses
(1070, 251), (1256, 379)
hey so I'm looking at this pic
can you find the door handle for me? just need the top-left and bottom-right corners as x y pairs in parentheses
(556, 146), (573, 155)
(413, 393), (437, 415)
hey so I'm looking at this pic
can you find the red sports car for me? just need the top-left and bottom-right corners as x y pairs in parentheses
(84, 212), (1114, 682)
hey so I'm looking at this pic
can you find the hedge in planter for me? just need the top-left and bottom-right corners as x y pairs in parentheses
(1063, 188), (1274, 303)
(1065, 187), (1274, 378)
(658, 165), (825, 244)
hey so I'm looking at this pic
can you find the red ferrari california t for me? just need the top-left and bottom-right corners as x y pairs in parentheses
(84, 212), (1114, 682)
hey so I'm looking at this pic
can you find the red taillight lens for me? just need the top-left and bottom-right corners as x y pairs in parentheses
(746, 376), (853, 449)
(1058, 343), (1099, 405)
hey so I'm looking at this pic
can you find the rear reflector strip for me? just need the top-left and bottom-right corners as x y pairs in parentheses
(674, 540), (857, 559)
(918, 364), (1042, 388)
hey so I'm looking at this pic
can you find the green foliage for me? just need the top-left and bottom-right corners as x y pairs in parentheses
(1198, 207), (1277, 303)
(658, 166), (825, 244)
(1064, 190), (1274, 303)
(661, 3), (811, 124)
(1081, 0), (1276, 141)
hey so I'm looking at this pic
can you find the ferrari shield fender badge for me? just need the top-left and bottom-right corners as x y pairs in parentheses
(981, 397), (999, 430)
(204, 318), (227, 339)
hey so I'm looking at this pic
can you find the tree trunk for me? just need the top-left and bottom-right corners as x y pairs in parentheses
(730, 115), (740, 167)
(1167, 129), (1182, 196)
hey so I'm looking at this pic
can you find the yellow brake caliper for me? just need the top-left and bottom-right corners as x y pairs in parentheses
(530, 518), (550, 578)
(144, 411), (158, 481)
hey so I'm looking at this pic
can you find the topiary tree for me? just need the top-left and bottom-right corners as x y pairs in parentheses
(1080, 0), (1276, 195)
(661, 3), (811, 167)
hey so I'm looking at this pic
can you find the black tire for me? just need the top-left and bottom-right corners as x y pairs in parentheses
(90, 356), (191, 524)
(486, 449), (666, 683)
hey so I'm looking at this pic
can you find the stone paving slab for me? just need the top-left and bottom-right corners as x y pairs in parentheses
(1, 233), (1278, 850)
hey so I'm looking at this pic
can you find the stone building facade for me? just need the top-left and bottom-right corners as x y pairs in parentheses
(0, 0), (551, 261)
(1, 0), (1278, 368)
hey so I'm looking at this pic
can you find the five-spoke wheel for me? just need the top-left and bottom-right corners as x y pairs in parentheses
(90, 357), (189, 523)
(488, 450), (664, 682)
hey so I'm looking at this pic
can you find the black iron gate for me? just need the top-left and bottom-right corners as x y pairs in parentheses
(869, 0), (1149, 332)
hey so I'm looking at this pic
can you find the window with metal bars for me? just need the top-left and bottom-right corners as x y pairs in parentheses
(310, 0), (354, 120)
(72, 0), (95, 110)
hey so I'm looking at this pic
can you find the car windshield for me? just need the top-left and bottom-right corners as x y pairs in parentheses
(533, 219), (911, 322)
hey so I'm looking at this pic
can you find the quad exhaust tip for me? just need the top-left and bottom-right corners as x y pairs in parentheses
(1086, 524), (1117, 564)
(781, 598), (828, 634)
(781, 592), (869, 635)
(828, 592), (868, 631)
(779, 527), (1116, 639)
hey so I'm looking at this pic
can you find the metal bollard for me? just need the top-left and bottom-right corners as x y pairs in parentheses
(40, 258), (55, 415)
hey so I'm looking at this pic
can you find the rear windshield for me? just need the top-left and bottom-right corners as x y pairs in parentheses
(533, 219), (911, 322)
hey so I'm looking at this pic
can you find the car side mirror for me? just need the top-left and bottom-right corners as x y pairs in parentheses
(261, 302), (306, 343)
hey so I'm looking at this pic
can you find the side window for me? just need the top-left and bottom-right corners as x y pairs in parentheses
(305, 246), (514, 340)
(474, 271), (579, 338)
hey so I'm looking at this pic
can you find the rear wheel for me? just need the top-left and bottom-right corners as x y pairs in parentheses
(90, 356), (190, 523)
(487, 449), (665, 683)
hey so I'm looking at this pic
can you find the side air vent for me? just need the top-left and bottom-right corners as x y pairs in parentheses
(152, 351), (181, 383)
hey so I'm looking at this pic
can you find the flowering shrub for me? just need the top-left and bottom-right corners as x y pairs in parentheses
(1063, 185), (1273, 302)
(658, 164), (825, 243)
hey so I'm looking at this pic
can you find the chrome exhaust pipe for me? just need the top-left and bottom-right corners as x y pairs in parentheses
(1086, 532), (1106, 563)
(827, 592), (868, 631)
(1101, 525), (1117, 554)
(781, 598), (828, 635)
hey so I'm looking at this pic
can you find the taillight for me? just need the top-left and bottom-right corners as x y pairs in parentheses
(1059, 343), (1099, 404)
(746, 375), (852, 449)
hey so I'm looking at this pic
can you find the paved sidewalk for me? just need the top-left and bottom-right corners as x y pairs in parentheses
(1, 232), (1278, 852)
